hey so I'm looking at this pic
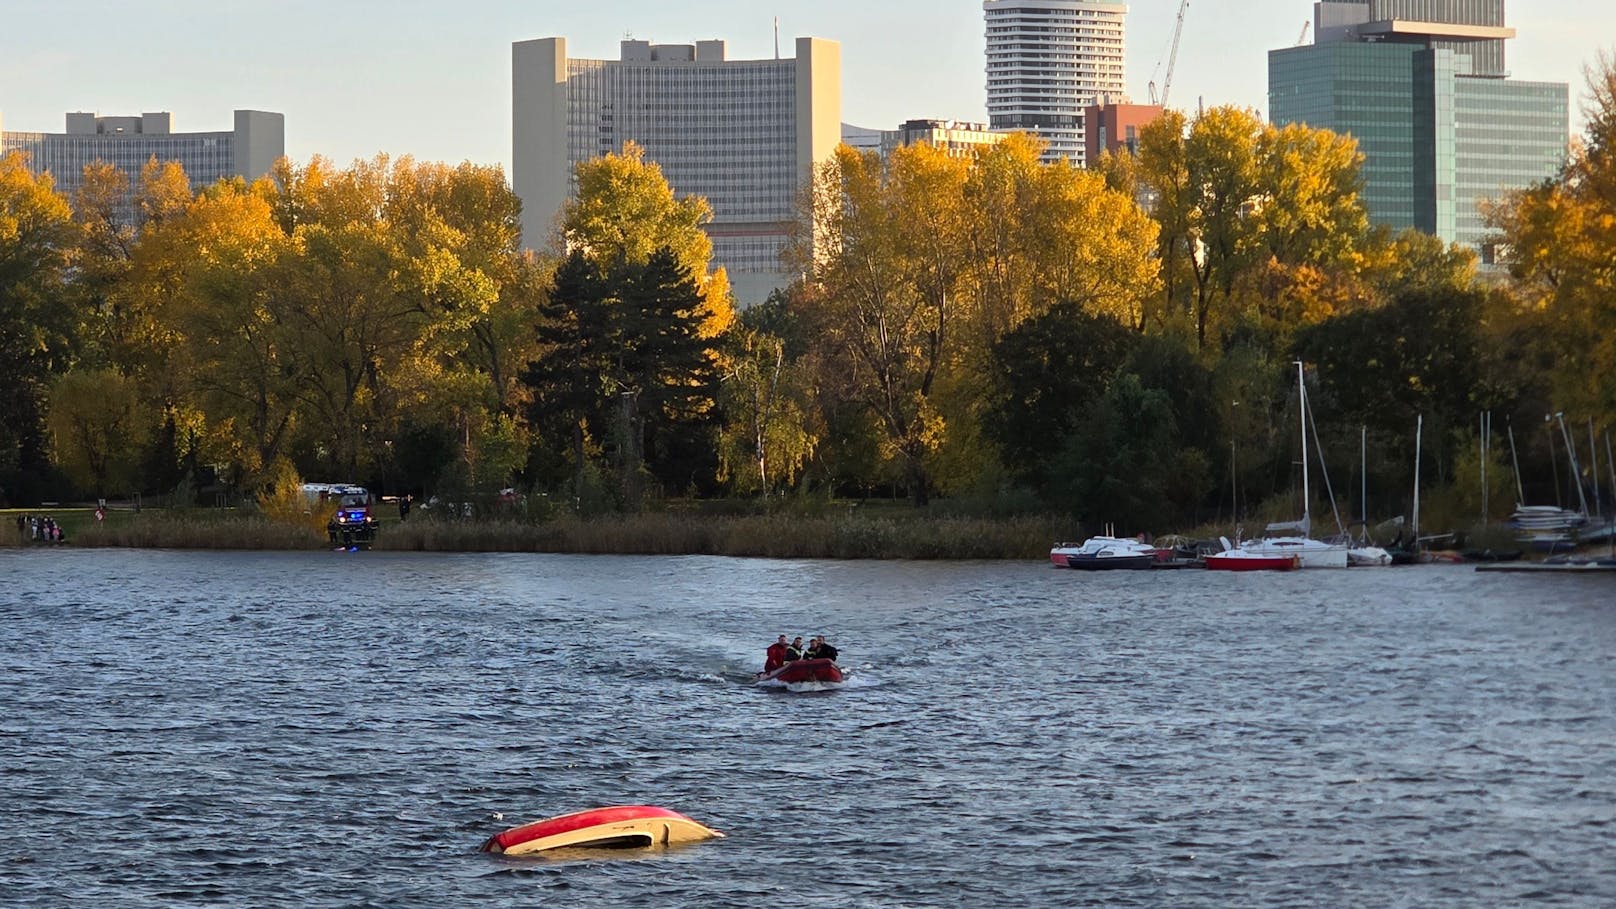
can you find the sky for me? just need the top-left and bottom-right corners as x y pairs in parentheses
(1, 0), (1607, 175)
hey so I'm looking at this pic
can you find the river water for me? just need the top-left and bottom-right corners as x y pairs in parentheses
(1, 549), (1612, 907)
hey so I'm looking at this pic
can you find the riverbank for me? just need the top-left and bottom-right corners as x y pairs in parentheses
(1, 508), (1071, 560)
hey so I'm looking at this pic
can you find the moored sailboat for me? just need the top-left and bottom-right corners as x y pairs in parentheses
(1239, 362), (1350, 569)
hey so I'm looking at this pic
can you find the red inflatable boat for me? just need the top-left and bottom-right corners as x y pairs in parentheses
(754, 657), (844, 685)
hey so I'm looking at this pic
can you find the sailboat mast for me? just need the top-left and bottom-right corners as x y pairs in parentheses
(1413, 414), (1423, 542)
(1297, 361), (1309, 529)
(1589, 418), (1601, 519)
(1556, 412), (1590, 515)
(1361, 425), (1368, 530)
(1508, 420), (1525, 505)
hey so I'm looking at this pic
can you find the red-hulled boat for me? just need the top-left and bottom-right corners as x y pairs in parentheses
(1204, 550), (1300, 571)
(754, 657), (844, 685)
(481, 805), (724, 855)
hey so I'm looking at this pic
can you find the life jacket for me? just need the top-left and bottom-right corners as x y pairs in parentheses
(764, 642), (788, 670)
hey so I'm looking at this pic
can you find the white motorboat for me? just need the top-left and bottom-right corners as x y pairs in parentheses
(1050, 536), (1159, 570)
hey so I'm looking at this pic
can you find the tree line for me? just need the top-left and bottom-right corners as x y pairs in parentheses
(2, 60), (1614, 533)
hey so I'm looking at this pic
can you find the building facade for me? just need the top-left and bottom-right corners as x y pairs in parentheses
(984, 0), (1128, 165)
(1269, 1), (1567, 251)
(882, 119), (1009, 159)
(840, 123), (885, 155)
(513, 36), (841, 306)
(0, 110), (284, 218)
(1082, 99), (1161, 162)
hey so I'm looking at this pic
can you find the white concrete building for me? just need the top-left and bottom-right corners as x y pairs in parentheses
(840, 122), (885, 155)
(513, 36), (842, 306)
(0, 109), (284, 219)
(984, 0), (1128, 164)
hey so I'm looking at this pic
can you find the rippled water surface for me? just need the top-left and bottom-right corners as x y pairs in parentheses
(2, 549), (1613, 907)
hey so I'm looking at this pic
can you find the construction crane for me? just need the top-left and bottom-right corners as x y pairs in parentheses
(1297, 20), (1311, 46)
(1149, 0), (1191, 108)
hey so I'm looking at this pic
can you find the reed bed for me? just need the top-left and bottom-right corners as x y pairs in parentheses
(63, 513), (325, 550)
(377, 512), (1068, 560)
(4, 507), (1069, 560)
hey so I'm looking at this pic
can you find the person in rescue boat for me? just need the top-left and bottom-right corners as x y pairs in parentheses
(808, 636), (838, 662)
(764, 635), (789, 672)
(785, 636), (806, 661)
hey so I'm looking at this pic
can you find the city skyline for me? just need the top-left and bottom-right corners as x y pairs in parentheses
(0, 0), (1605, 177)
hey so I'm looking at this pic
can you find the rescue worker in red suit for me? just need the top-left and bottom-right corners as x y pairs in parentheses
(764, 635), (790, 672)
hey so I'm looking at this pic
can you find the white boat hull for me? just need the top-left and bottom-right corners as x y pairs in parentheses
(1240, 537), (1350, 569)
(1347, 546), (1391, 567)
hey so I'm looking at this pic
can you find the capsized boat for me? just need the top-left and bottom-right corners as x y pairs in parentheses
(481, 805), (725, 855)
(754, 658), (843, 685)
(1050, 536), (1159, 570)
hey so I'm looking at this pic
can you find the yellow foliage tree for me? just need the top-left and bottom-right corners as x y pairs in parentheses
(1493, 56), (1616, 420)
(793, 138), (1159, 503)
(564, 142), (734, 339)
(48, 368), (146, 496)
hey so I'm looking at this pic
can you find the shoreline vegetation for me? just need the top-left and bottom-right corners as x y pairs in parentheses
(2, 508), (1072, 560)
(5, 507), (1602, 561)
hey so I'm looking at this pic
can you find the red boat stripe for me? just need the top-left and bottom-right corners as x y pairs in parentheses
(492, 806), (691, 850)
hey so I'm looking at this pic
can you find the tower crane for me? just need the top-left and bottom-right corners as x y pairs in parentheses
(1297, 20), (1311, 46)
(1149, 0), (1191, 109)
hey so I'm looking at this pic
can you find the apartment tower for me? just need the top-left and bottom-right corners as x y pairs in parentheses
(984, 0), (1128, 164)
(1269, 1), (1567, 252)
(512, 36), (841, 305)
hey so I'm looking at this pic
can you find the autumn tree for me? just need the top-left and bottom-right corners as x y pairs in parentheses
(564, 142), (734, 339)
(985, 302), (1141, 490)
(717, 294), (817, 495)
(239, 155), (539, 488)
(1492, 55), (1616, 421)
(91, 158), (197, 383)
(792, 144), (971, 505)
(48, 368), (146, 496)
(0, 152), (79, 504)
(160, 178), (296, 487)
(1136, 107), (1369, 351)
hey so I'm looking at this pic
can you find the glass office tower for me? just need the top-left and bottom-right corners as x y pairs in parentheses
(1269, 1), (1566, 252)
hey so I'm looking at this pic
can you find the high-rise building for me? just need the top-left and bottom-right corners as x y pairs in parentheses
(512, 36), (842, 306)
(984, 0), (1128, 165)
(0, 110), (284, 220)
(1269, 1), (1567, 252)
